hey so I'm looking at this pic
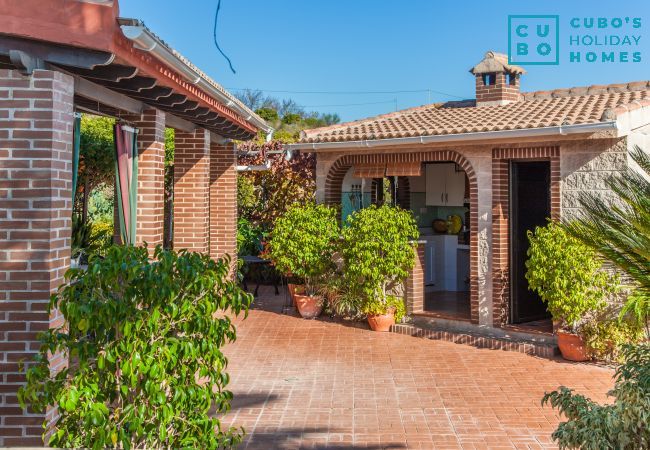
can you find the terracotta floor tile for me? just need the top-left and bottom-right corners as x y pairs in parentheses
(219, 286), (614, 449)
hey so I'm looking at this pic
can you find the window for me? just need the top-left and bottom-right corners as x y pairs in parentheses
(508, 73), (518, 85)
(482, 73), (496, 86)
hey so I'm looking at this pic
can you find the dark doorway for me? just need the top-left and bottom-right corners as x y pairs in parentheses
(510, 161), (551, 323)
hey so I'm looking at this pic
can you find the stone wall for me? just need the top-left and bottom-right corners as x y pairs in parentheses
(560, 137), (628, 221)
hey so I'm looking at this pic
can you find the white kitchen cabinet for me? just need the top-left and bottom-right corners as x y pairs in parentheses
(425, 164), (446, 206)
(425, 163), (466, 207)
(445, 166), (466, 206)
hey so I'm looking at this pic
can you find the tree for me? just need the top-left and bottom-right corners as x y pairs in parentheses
(281, 112), (302, 125)
(267, 203), (339, 295)
(542, 343), (650, 449)
(525, 221), (617, 332)
(234, 89), (265, 111)
(255, 107), (279, 123)
(77, 116), (115, 223)
(237, 140), (316, 230)
(164, 127), (174, 166)
(564, 146), (650, 335)
(341, 205), (419, 318)
(19, 246), (251, 449)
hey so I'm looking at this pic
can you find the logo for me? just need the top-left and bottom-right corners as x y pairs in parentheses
(508, 15), (560, 65)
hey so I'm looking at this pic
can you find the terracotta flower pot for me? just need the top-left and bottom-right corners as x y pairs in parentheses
(287, 283), (299, 300)
(367, 308), (396, 332)
(293, 293), (323, 319)
(557, 331), (589, 362)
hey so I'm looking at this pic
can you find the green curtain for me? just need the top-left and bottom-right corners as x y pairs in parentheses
(72, 113), (81, 204)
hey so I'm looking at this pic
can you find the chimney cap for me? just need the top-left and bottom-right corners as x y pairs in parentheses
(469, 51), (526, 75)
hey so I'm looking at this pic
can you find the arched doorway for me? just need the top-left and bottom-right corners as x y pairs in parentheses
(324, 150), (479, 324)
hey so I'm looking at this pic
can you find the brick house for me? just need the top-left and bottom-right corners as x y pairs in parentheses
(288, 51), (650, 347)
(0, 0), (270, 445)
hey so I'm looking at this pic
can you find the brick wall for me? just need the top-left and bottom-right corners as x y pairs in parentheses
(209, 142), (237, 264)
(324, 150), (480, 324)
(475, 72), (520, 106)
(405, 243), (425, 314)
(124, 108), (166, 254)
(173, 128), (210, 253)
(0, 69), (74, 446)
(491, 147), (560, 326)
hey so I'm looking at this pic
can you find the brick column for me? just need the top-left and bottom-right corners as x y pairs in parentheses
(405, 242), (425, 314)
(0, 69), (74, 446)
(209, 142), (237, 262)
(124, 108), (166, 254)
(173, 128), (210, 253)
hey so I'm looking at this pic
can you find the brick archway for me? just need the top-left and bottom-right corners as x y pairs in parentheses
(324, 150), (479, 323)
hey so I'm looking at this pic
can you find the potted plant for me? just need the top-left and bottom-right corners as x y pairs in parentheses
(267, 202), (339, 318)
(341, 204), (418, 331)
(526, 221), (619, 361)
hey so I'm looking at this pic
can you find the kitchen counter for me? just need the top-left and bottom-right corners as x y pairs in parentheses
(421, 234), (470, 292)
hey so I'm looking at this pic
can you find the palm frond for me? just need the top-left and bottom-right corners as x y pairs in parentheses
(564, 145), (650, 325)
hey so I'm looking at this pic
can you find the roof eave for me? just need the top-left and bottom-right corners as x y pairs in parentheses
(118, 19), (272, 134)
(288, 122), (619, 152)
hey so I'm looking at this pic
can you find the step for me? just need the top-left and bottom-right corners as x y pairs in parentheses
(392, 315), (559, 358)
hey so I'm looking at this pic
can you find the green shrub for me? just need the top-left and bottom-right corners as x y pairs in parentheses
(525, 221), (619, 332)
(564, 146), (650, 335)
(18, 245), (251, 449)
(237, 217), (264, 256)
(341, 205), (418, 316)
(542, 343), (650, 449)
(89, 219), (113, 256)
(320, 272), (365, 320)
(363, 295), (406, 322)
(71, 216), (113, 262)
(266, 202), (339, 295)
(581, 311), (645, 362)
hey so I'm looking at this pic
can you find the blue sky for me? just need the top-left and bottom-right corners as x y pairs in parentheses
(119, 1), (649, 122)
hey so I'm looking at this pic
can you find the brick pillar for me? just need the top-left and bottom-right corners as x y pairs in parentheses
(405, 243), (425, 314)
(209, 142), (237, 263)
(124, 108), (166, 254)
(0, 69), (74, 446)
(173, 128), (210, 253)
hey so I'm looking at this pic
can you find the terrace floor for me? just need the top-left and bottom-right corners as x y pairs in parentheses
(221, 286), (614, 449)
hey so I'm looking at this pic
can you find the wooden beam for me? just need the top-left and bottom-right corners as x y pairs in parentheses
(165, 113), (196, 133)
(0, 35), (114, 69)
(74, 76), (143, 115)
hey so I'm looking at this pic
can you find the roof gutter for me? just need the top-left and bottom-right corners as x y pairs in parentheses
(118, 20), (273, 135)
(288, 121), (618, 152)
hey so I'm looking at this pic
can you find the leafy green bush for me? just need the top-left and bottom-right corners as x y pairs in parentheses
(19, 245), (251, 449)
(525, 221), (618, 331)
(542, 343), (650, 449)
(581, 311), (645, 362)
(565, 146), (650, 337)
(89, 219), (113, 256)
(363, 295), (406, 322)
(71, 216), (113, 262)
(267, 203), (339, 295)
(341, 205), (418, 316)
(237, 217), (264, 256)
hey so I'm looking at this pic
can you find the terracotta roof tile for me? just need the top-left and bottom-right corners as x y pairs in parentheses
(301, 81), (650, 143)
